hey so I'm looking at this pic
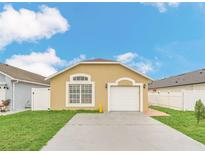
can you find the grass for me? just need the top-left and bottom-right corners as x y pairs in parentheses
(150, 105), (205, 145)
(0, 110), (98, 151)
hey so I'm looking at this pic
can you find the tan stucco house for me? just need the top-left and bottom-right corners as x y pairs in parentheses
(46, 59), (152, 112)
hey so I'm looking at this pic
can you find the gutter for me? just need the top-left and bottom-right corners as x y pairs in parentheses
(12, 80), (18, 111)
(0, 71), (49, 86)
(17, 79), (50, 86)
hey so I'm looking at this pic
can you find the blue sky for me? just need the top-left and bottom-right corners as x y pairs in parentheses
(0, 2), (205, 79)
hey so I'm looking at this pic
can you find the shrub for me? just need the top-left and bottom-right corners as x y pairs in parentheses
(194, 99), (205, 124)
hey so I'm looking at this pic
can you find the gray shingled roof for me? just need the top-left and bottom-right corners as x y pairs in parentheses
(0, 64), (49, 85)
(149, 68), (205, 89)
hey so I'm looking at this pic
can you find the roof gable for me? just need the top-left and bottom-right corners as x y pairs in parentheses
(46, 59), (153, 80)
(82, 58), (116, 62)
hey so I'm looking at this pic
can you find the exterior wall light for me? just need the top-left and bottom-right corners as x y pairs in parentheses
(3, 85), (9, 90)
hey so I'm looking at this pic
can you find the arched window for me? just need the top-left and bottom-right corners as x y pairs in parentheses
(70, 73), (91, 82)
(66, 74), (95, 107)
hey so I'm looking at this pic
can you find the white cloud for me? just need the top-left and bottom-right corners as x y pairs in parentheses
(0, 5), (69, 49)
(5, 48), (87, 77)
(115, 52), (160, 74)
(5, 48), (66, 77)
(168, 2), (180, 8)
(115, 52), (138, 63)
(67, 54), (86, 66)
(134, 62), (153, 74)
(144, 2), (180, 13)
(153, 3), (167, 13)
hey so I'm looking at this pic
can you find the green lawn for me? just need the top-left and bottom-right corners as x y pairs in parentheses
(0, 110), (97, 151)
(150, 105), (205, 145)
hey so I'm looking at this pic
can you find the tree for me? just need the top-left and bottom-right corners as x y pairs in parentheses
(194, 99), (205, 124)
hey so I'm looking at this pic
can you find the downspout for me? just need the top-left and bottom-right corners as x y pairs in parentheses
(12, 80), (18, 111)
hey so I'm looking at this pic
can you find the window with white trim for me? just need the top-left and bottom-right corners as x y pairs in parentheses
(67, 74), (94, 106)
(73, 76), (88, 81)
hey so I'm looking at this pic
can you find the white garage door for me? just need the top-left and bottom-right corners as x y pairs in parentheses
(32, 88), (50, 111)
(109, 86), (140, 111)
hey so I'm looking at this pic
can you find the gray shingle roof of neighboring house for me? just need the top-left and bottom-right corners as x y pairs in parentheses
(0, 63), (50, 85)
(149, 68), (205, 89)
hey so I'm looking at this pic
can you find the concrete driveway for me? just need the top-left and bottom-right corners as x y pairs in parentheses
(42, 112), (205, 151)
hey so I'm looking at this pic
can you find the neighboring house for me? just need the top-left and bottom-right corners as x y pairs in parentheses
(149, 68), (205, 92)
(0, 64), (50, 111)
(148, 68), (205, 110)
(46, 58), (152, 112)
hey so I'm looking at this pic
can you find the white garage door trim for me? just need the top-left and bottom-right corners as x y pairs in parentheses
(110, 86), (140, 111)
(107, 77), (143, 112)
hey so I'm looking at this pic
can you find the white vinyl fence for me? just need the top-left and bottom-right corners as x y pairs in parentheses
(32, 88), (50, 111)
(149, 90), (205, 111)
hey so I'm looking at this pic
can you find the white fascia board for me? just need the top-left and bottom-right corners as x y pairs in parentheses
(0, 71), (15, 80)
(0, 70), (49, 86)
(45, 61), (120, 80)
(119, 63), (153, 81)
(45, 61), (153, 81)
(81, 61), (119, 64)
(17, 79), (50, 86)
(45, 62), (80, 80)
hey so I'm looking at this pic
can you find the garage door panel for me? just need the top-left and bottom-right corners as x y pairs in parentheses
(110, 86), (140, 111)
